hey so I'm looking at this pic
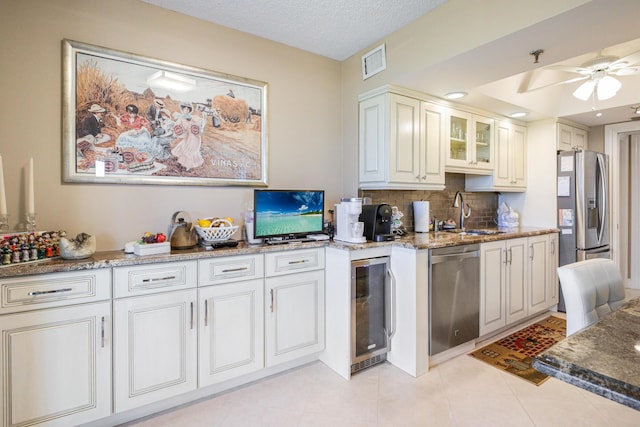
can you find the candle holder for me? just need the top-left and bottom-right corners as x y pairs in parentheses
(25, 213), (36, 233)
(0, 214), (8, 233)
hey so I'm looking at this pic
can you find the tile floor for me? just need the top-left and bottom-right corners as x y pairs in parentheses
(123, 295), (640, 427)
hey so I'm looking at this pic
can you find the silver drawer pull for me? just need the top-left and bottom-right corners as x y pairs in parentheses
(28, 288), (73, 296)
(288, 259), (309, 265)
(221, 267), (249, 273)
(141, 275), (176, 283)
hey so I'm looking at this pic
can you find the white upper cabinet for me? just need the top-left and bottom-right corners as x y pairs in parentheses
(359, 90), (445, 190)
(446, 110), (494, 174)
(557, 123), (588, 151)
(466, 120), (527, 192)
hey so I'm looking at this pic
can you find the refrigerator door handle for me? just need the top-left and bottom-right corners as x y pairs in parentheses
(596, 153), (608, 245)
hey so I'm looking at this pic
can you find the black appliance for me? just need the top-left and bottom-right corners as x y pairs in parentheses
(359, 204), (394, 242)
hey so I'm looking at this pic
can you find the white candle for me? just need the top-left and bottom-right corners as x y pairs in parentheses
(0, 155), (6, 215)
(27, 157), (35, 215)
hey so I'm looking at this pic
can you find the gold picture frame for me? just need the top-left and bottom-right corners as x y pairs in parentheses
(62, 39), (268, 186)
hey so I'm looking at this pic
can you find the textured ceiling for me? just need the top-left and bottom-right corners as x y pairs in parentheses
(141, 0), (447, 61)
(140, 0), (640, 127)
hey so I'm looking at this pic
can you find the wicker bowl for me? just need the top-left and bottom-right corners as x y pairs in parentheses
(195, 219), (239, 242)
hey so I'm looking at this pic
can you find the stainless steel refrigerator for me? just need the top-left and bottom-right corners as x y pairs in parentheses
(557, 150), (610, 310)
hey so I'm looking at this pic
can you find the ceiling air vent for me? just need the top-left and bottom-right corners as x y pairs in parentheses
(361, 44), (386, 80)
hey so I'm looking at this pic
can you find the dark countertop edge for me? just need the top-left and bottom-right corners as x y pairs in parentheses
(532, 356), (640, 411)
(0, 227), (558, 278)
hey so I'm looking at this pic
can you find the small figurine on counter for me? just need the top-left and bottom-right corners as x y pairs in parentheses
(59, 232), (96, 260)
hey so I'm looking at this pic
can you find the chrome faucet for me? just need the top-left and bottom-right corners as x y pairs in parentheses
(452, 191), (472, 230)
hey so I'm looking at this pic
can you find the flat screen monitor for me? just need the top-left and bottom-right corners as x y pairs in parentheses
(253, 190), (324, 241)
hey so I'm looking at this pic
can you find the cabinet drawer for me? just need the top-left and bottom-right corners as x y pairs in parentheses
(113, 261), (197, 298)
(199, 254), (263, 286)
(265, 248), (325, 277)
(0, 269), (111, 314)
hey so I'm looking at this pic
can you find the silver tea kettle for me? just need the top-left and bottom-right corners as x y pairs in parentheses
(169, 211), (198, 249)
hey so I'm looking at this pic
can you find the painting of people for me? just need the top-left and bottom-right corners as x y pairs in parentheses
(63, 40), (267, 186)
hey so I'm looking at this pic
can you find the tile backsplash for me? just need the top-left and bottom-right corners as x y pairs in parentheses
(360, 173), (499, 231)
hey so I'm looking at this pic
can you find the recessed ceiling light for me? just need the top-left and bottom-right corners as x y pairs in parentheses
(509, 112), (527, 118)
(596, 112), (603, 117)
(445, 92), (467, 99)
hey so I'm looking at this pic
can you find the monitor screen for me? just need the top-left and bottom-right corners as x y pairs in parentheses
(253, 190), (324, 239)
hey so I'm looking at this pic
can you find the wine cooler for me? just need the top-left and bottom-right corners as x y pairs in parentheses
(351, 256), (395, 374)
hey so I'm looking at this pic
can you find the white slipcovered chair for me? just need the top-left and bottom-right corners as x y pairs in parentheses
(557, 258), (626, 336)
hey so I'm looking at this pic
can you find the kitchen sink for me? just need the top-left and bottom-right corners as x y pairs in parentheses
(445, 229), (505, 236)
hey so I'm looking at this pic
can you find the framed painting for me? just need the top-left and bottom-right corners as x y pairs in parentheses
(62, 39), (268, 186)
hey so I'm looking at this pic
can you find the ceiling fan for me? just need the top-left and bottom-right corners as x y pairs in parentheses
(524, 50), (640, 100)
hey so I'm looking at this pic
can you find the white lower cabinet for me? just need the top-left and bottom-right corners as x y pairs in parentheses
(0, 270), (112, 427)
(480, 238), (527, 336)
(265, 249), (325, 367)
(113, 261), (198, 413)
(527, 235), (550, 313)
(480, 234), (558, 337)
(549, 233), (560, 306)
(528, 233), (560, 313)
(113, 289), (198, 412)
(1, 302), (112, 427)
(198, 279), (264, 386)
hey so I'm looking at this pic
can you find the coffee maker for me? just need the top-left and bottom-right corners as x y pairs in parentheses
(360, 204), (395, 242)
(334, 198), (367, 243)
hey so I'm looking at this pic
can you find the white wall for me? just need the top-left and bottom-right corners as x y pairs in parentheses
(0, 0), (342, 250)
(499, 120), (558, 228)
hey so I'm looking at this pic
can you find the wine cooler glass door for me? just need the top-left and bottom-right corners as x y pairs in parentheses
(351, 257), (390, 365)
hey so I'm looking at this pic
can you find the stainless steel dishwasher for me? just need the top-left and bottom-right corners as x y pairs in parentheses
(429, 244), (480, 356)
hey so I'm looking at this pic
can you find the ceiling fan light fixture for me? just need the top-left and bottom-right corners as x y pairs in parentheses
(596, 75), (622, 100)
(573, 80), (596, 101)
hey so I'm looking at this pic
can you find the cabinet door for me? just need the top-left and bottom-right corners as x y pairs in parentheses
(1, 302), (111, 427)
(510, 124), (527, 187)
(199, 279), (264, 386)
(359, 94), (387, 183)
(528, 235), (550, 313)
(420, 102), (446, 186)
(480, 241), (506, 336)
(113, 289), (197, 412)
(446, 110), (471, 169)
(493, 122), (512, 187)
(265, 270), (325, 366)
(388, 94), (421, 183)
(573, 128), (587, 150)
(506, 238), (528, 324)
(473, 115), (494, 171)
(557, 124), (573, 151)
(548, 233), (560, 306)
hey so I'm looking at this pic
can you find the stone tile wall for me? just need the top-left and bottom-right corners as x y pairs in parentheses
(359, 173), (499, 231)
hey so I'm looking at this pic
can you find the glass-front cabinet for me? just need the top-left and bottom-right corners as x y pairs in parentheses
(446, 110), (494, 174)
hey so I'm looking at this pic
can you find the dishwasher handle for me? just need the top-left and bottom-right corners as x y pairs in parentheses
(431, 250), (479, 264)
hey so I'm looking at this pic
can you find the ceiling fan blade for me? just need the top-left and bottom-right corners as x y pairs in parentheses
(519, 75), (589, 93)
(545, 65), (590, 74)
(610, 66), (640, 76)
(610, 49), (640, 69)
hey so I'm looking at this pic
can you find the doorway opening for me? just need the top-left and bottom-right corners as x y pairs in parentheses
(605, 122), (640, 289)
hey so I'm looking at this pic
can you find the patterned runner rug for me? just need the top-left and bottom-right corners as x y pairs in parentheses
(469, 316), (566, 386)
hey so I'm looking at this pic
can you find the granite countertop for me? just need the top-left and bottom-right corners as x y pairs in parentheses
(533, 296), (640, 411)
(0, 226), (558, 278)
